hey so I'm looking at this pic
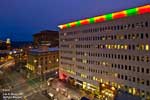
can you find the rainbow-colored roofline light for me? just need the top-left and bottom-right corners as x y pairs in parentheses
(58, 5), (150, 29)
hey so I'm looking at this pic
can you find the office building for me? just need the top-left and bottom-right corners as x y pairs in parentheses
(33, 30), (59, 47)
(58, 5), (150, 99)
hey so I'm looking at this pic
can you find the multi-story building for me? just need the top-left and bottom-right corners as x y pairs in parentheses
(58, 5), (150, 99)
(0, 38), (11, 50)
(33, 30), (59, 47)
(26, 46), (59, 79)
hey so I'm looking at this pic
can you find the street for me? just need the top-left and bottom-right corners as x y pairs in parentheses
(0, 65), (83, 100)
(0, 61), (97, 100)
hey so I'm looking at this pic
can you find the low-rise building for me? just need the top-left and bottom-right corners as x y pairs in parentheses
(26, 46), (59, 79)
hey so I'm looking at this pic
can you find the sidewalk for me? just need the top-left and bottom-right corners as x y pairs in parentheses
(50, 79), (99, 100)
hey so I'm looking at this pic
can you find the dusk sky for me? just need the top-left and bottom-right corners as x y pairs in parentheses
(0, 0), (149, 41)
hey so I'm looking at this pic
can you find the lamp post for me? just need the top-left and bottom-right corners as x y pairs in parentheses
(38, 64), (47, 90)
(38, 64), (44, 81)
(33, 59), (37, 78)
(38, 64), (41, 79)
(34, 59), (37, 63)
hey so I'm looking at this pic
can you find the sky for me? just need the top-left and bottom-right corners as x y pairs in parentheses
(0, 0), (149, 41)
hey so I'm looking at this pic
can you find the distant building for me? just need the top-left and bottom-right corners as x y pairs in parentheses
(6, 38), (11, 50)
(0, 39), (12, 63)
(0, 38), (11, 50)
(26, 46), (59, 79)
(11, 41), (33, 49)
(59, 5), (150, 100)
(33, 30), (59, 47)
(12, 49), (27, 68)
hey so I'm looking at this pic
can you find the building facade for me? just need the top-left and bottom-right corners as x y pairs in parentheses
(26, 47), (59, 79)
(33, 30), (59, 47)
(59, 5), (150, 99)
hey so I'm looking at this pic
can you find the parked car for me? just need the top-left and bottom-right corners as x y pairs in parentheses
(41, 89), (55, 100)
(47, 77), (54, 86)
(41, 89), (47, 95)
(47, 92), (55, 99)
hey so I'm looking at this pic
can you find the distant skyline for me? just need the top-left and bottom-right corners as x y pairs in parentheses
(0, 0), (150, 41)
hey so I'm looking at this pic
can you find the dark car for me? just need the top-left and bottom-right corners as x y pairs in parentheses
(41, 89), (47, 95)
(41, 90), (55, 100)
(80, 97), (90, 100)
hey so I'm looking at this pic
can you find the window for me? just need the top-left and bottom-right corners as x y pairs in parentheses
(146, 69), (149, 74)
(133, 77), (135, 82)
(121, 75), (124, 79)
(147, 80), (149, 86)
(137, 67), (140, 72)
(125, 65), (127, 70)
(132, 24), (135, 28)
(141, 68), (144, 73)
(129, 66), (131, 70)
(133, 66), (136, 72)
(141, 33), (144, 39)
(145, 44), (149, 51)
(125, 75), (128, 80)
(145, 21), (148, 27)
(145, 33), (149, 38)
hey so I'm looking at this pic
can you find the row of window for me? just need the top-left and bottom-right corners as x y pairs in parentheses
(61, 68), (150, 98)
(112, 63), (150, 74)
(82, 21), (149, 33)
(118, 74), (150, 86)
(76, 62), (150, 75)
(63, 66), (150, 87)
(29, 54), (58, 61)
(61, 52), (150, 63)
(60, 32), (149, 42)
(97, 44), (149, 51)
(60, 21), (149, 36)
(60, 50), (73, 54)
(82, 52), (149, 62)
(61, 43), (150, 51)
(75, 44), (150, 51)
(61, 59), (150, 76)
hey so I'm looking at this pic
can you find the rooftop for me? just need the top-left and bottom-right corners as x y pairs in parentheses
(33, 30), (58, 36)
(30, 47), (58, 54)
(58, 5), (150, 29)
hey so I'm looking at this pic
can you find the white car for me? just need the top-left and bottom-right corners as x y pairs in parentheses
(47, 78), (54, 86)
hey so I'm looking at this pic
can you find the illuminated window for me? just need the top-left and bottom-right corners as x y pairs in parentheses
(114, 45), (117, 49)
(124, 45), (128, 50)
(120, 35), (124, 39)
(141, 44), (144, 50)
(117, 45), (120, 49)
(121, 45), (124, 49)
(108, 45), (111, 49)
(145, 56), (149, 62)
(82, 59), (87, 64)
(145, 44), (149, 51)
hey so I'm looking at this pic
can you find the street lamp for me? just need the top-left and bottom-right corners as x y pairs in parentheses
(20, 49), (23, 52)
(38, 65), (41, 72)
(38, 64), (45, 82)
(34, 59), (37, 63)
(13, 50), (16, 54)
(55, 71), (58, 75)
(56, 58), (59, 62)
(38, 64), (41, 76)
(9, 51), (12, 55)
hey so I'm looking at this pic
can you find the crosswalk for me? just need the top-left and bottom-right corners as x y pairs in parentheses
(22, 82), (46, 98)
